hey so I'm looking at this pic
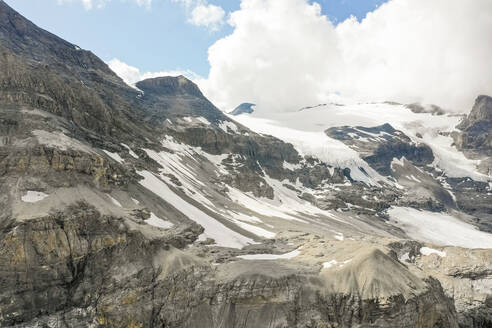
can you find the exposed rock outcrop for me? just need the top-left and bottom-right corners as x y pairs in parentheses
(455, 95), (492, 156)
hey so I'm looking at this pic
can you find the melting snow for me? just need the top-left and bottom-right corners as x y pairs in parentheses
(107, 194), (122, 207)
(21, 191), (49, 203)
(218, 121), (239, 134)
(322, 258), (352, 269)
(138, 170), (255, 249)
(231, 219), (276, 238)
(283, 161), (302, 171)
(420, 247), (446, 257)
(233, 102), (490, 182)
(103, 150), (124, 164)
(334, 232), (344, 241)
(196, 116), (210, 125)
(388, 207), (492, 249)
(145, 212), (174, 229)
(323, 260), (338, 269)
(231, 114), (386, 186)
(121, 143), (138, 158)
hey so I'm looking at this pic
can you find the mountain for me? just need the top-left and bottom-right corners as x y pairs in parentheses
(229, 102), (256, 115)
(1, 1), (492, 327)
(455, 95), (492, 160)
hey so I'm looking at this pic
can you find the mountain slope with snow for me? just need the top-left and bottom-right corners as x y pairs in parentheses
(1, 1), (491, 327)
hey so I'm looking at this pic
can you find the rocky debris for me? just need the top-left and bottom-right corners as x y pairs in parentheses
(229, 103), (256, 116)
(0, 216), (460, 327)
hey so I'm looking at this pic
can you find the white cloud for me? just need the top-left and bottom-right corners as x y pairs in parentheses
(57, 0), (151, 10)
(107, 58), (204, 86)
(174, 0), (226, 30)
(189, 4), (226, 30)
(200, 0), (492, 113)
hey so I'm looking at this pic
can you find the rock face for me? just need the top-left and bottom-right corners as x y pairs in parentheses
(0, 1), (491, 327)
(1, 208), (460, 328)
(456, 95), (492, 156)
(326, 123), (434, 176)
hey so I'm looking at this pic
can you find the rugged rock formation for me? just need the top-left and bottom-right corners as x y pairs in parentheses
(0, 1), (491, 327)
(326, 123), (434, 176)
(455, 95), (492, 156)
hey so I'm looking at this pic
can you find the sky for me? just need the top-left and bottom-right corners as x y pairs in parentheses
(5, 0), (492, 113)
(5, 0), (386, 77)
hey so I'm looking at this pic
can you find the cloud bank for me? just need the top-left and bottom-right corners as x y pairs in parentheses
(108, 58), (204, 86)
(189, 3), (225, 30)
(200, 0), (492, 112)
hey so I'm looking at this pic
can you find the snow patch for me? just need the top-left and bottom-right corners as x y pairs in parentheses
(333, 232), (344, 241)
(322, 260), (338, 269)
(218, 121), (239, 134)
(106, 194), (122, 207)
(322, 258), (352, 269)
(121, 143), (138, 158)
(420, 247), (446, 257)
(196, 116), (211, 125)
(388, 207), (492, 249)
(103, 150), (124, 164)
(145, 212), (174, 229)
(21, 191), (49, 203)
(138, 170), (255, 249)
(232, 219), (276, 239)
(283, 161), (301, 171)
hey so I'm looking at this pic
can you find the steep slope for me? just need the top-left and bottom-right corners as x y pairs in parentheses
(0, 1), (491, 327)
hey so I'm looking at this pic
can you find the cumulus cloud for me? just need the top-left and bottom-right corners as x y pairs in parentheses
(57, 0), (151, 10)
(107, 58), (204, 86)
(174, 0), (226, 30)
(189, 4), (226, 30)
(201, 0), (492, 113)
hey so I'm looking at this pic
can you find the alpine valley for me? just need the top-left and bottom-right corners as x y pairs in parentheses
(0, 1), (491, 327)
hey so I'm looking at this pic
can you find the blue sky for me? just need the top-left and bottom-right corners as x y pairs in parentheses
(5, 0), (387, 76)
